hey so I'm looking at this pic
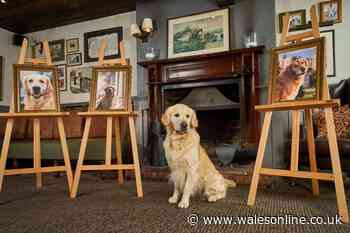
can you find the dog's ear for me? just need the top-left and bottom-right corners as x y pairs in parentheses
(45, 78), (53, 95)
(190, 110), (198, 128)
(24, 79), (30, 95)
(161, 107), (171, 126)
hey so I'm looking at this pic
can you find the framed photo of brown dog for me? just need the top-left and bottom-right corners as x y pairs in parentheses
(90, 65), (131, 112)
(13, 64), (60, 112)
(269, 38), (325, 103)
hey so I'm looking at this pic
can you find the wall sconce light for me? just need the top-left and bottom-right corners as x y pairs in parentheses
(131, 18), (154, 42)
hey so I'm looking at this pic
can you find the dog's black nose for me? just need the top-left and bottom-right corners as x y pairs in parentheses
(32, 86), (41, 95)
(180, 121), (188, 130)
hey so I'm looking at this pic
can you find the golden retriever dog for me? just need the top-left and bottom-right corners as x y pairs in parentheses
(275, 56), (309, 101)
(22, 73), (55, 111)
(96, 86), (115, 110)
(162, 104), (236, 208)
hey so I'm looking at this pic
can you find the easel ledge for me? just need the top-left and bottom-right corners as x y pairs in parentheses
(0, 112), (70, 118)
(255, 100), (340, 112)
(77, 111), (138, 117)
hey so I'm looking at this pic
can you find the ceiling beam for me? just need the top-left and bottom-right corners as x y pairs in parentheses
(215, 0), (236, 7)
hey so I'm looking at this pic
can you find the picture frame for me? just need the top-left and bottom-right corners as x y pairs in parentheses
(90, 65), (131, 112)
(319, 0), (343, 25)
(68, 66), (92, 94)
(66, 53), (82, 66)
(167, 8), (230, 58)
(269, 38), (325, 103)
(320, 30), (336, 77)
(57, 64), (67, 91)
(49, 39), (65, 62)
(278, 9), (307, 33)
(84, 27), (123, 63)
(0, 56), (3, 101)
(66, 38), (79, 53)
(13, 64), (60, 112)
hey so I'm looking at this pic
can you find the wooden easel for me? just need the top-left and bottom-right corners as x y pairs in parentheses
(247, 5), (349, 223)
(70, 41), (143, 199)
(0, 38), (73, 194)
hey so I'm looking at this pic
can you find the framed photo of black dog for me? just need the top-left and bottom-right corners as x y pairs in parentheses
(13, 64), (60, 112)
(269, 38), (325, 103)
(90, 65), (131, 112)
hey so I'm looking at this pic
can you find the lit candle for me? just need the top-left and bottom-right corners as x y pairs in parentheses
(142, 18), (153, 33)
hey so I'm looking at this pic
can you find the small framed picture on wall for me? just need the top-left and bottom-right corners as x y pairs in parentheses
(57, 65), (67, 91)
(319, 0), (343, 25)
(66, 53), (82, 66)
(49, 39), (65, 62)
(278, 10), (307, 32)
(66, 38), (79, 53)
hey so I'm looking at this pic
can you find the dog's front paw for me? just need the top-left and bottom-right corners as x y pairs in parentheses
(178, 199), (189, 208)
(168, 196), (179, 204)
(208, 193), (225, 202)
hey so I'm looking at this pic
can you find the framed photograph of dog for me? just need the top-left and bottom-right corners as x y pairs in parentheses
(13, 64), (60, 112)
(269, 37), (325, 103)
(90, 65), (131, 112)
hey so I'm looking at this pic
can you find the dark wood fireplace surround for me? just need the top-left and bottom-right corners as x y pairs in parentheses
(139, 46), (264, 167)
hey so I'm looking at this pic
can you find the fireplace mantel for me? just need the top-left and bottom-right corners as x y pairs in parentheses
(138, 46), (264, 166)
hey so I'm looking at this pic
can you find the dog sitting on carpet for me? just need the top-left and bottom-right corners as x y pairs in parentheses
(161, 104), (236, 208)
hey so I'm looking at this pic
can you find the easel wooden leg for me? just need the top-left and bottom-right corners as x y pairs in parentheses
(247, 111), (272, 206)
(128, 116), (143, 198)
(70, 117), (92, 199)
(57, 117), (74, 193)
(324, 107), (349, 223)
(0, 119), (14, 192)
(290, 110), (300, 171)
(115, 118), (124, 184)
(33, 118), (42, 190)
(305, 109), (319, 196)
(105, 117), (113, 166)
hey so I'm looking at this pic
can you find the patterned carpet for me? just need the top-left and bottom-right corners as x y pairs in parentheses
(0, 175), (350, 233)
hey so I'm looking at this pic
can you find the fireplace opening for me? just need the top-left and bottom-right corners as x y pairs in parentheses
(163, 82), (256, 166)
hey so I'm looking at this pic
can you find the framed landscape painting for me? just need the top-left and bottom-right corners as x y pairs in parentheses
(168, 8), (230, 58)
(84, 27), (123, 62)
(269, 38), (325, 103)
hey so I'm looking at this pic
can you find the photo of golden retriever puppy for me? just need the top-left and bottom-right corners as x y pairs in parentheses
(162, 104), (236, 208)
(274, 46), (317, 102)
(20, 71), (56, 111)
(95, 71), (126, 111)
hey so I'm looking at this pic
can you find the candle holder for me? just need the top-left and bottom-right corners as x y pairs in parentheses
(131, 18), (155, 43)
